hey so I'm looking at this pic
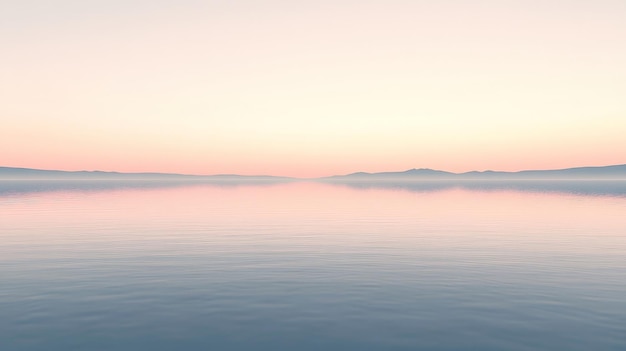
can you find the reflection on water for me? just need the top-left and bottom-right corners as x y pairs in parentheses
(1, 181), (625, 350)
(0, 179), (289, 196)
(322, 179), (626, 198)
(2, 179), (626, 198)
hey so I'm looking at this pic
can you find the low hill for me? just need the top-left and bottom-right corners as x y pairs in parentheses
(325, 164), (626, 180)
(0, 167), (290, 181)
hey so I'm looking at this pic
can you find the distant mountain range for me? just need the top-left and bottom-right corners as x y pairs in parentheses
(1, 164), (626, 180)
(325, 164), (626, 180)
(0, 167), (291, 181)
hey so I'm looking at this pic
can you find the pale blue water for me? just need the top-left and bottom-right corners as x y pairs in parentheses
(1, 180), (625, 350)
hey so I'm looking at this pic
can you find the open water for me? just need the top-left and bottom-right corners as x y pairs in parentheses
(1, 180), (625, 350)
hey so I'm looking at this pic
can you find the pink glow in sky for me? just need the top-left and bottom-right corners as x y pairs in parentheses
(1, 1), (625, 177)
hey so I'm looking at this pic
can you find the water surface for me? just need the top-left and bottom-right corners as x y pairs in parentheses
(2, 181), (625, 350)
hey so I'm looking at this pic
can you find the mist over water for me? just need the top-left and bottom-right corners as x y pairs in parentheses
(2, 181), (625, 350)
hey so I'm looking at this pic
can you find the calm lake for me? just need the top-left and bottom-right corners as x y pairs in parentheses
(1, 180), (625, 350)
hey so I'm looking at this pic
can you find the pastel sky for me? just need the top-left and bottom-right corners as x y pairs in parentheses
(2, 0), (625, 177)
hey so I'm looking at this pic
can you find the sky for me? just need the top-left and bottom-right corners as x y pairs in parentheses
(1, 0), (625, 177)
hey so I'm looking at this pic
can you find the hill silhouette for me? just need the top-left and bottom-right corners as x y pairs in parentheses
(325, 164), (626, 180)
(0, 167), (290, 181)
(1, 164), (626, 180)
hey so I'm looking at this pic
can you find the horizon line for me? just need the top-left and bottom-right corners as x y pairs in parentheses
(2, 163), (626, 179)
